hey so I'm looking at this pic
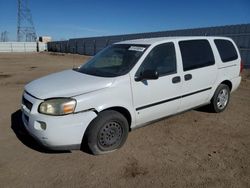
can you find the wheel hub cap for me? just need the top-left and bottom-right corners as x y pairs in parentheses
(217, 89), (229, 110)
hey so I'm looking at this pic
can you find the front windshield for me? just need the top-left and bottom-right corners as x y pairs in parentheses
(77, 44), (149, 77)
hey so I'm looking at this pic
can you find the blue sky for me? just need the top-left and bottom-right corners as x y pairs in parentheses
(0, 0), (250, 41)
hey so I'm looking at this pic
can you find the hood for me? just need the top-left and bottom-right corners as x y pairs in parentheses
(25, 70), (114, 99)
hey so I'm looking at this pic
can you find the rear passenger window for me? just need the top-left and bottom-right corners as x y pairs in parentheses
(179, 40), (215, 71)
(138, 42), (176, 76)
(214, 39), (238, 62)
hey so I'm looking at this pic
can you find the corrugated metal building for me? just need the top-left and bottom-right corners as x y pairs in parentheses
(48, 24), (250, 68)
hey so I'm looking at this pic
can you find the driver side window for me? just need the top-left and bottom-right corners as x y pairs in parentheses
(137, 42), (177, 77)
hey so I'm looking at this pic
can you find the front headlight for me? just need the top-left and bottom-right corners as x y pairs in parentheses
(38, 98), (76, 116)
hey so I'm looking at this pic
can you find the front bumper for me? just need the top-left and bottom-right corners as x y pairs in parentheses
(21, 92), (97, 150)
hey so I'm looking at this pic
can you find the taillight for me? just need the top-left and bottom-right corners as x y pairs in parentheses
(240, 60), (244, 74)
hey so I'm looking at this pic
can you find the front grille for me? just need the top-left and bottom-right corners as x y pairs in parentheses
(22, 97), (33, 111)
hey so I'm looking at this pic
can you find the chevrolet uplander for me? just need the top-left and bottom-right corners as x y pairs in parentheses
(21, 37), (242, 155)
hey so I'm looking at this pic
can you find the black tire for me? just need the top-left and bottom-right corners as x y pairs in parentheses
(209, 84), (230, 113)
(84, 110), (129, 155)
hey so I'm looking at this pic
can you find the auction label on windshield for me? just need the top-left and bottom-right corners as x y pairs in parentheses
(128, 46), (146, 52)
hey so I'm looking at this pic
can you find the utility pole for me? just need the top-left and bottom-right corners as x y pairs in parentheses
(1, 31), (9, 42)
(17, 0), (36, 42)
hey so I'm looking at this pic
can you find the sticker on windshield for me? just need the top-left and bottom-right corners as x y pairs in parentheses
(128, 46), (146, 52)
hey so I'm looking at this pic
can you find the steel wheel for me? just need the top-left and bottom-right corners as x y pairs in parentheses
(84, 110), (129, 155)
(98, 121), (123, 149)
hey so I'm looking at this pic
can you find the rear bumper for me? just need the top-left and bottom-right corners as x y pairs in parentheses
(231, 76), (241, 92)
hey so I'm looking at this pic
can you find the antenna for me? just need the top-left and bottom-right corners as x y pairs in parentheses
(17, 0), (37, 42)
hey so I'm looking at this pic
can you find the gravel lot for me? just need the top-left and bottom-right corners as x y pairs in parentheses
(0, 52), (249, 188)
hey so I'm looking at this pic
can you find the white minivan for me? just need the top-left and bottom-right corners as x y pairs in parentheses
(21, 37), (242, 154)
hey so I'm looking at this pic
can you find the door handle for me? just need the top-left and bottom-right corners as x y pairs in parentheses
(184, 74), (192, 81)
(172, 76), (181, 84)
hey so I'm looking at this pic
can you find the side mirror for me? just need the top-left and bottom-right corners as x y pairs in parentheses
(135, 69), (159, 82)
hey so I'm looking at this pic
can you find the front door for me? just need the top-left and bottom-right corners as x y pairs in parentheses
(131, 42), (183, 127)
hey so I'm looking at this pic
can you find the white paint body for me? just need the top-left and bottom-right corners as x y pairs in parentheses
(21, 36), (242, 150)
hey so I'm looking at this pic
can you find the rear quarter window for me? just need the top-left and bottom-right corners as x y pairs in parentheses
(214, 39), (238, 63)
(179, 40), (215, 71)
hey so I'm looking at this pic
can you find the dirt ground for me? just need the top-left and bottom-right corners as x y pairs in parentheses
(0, 52), (249, 188)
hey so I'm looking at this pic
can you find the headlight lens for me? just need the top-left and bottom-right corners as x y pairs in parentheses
(39, 98), (76, 115)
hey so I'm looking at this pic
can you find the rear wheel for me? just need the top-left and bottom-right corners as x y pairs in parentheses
(85, 110), (129, 155)
(209, 84), (230, 113)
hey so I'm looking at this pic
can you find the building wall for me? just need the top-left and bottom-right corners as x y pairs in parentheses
(48, 24), (250, 68)
(0, 42), (47, 52)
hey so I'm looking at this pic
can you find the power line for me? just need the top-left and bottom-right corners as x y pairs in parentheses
(17, 0), (37, 42)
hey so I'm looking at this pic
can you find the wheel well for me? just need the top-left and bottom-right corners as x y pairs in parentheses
(102, 107), (132, 130)
(221, 80), (232, 91)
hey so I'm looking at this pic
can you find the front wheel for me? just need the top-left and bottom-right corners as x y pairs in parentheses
(209, 84), (230, 113)
(85, 110), (129, 155)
